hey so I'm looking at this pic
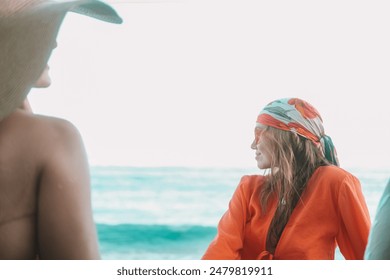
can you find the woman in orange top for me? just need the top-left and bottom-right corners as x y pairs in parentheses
(202, 98), (370, 260)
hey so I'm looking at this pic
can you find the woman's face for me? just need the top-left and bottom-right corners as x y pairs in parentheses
(33, 64), (51, 88)
(251, 127), (272, 170)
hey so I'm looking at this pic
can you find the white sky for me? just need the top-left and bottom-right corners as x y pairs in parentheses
(29, 0), (390, 170)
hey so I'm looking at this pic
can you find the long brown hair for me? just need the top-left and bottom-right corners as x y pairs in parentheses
(259, 126), (329, 253)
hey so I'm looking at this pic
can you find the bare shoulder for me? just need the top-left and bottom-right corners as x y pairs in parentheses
(3, 110), (83, 155)
(21, 110), (80, 139)
(2, 110), (79, 136)
(0, 111), (93, 259)
(35, 113), (83, 153)
(11, 111), (100, 259)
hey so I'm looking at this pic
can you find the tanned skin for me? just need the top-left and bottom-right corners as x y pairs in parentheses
(0, 109), (100, 259)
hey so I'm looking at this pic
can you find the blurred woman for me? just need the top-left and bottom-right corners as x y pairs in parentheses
(0, 0), (122, 259)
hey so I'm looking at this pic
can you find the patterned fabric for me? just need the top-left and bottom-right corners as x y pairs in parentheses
(256, 98), (339, 166)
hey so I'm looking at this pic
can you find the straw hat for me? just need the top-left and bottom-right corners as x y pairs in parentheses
(0, 0), (122, 120)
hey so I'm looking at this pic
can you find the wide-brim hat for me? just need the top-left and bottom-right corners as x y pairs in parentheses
(0, 0), (122, 120)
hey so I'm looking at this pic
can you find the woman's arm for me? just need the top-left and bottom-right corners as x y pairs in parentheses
(37, 119), (100, 259)
(202, 177), (249, 260)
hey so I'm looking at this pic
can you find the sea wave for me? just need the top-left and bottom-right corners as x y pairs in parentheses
(90, 166), (389, 259)
(96, 223), (216, 260)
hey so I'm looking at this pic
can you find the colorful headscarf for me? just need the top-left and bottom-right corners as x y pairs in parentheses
(256, 98), (339, 166)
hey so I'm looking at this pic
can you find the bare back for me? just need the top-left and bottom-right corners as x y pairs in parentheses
(0, 110), (100, 259)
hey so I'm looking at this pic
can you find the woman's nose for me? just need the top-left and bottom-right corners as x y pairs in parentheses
(250, 139), (257, 150)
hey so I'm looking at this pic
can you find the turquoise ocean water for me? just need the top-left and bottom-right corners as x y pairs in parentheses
(91, 166), (389, 260)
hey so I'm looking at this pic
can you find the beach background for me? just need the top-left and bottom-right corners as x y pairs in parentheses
(26, 0), (390, 261)
(91, 165), (389, 260)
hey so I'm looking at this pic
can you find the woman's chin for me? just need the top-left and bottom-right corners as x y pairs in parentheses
(33, 78), (51, 88)
(256, 161), (271, 170)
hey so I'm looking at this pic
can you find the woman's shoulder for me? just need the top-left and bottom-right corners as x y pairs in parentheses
(4, 110), (84, 158)
(238, 174), (267, 193)
(6, 109), (79, 132)
(314, 165), (360, 184)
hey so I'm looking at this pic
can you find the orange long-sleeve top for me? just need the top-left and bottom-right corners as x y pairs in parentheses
(202, 166), (371, 260)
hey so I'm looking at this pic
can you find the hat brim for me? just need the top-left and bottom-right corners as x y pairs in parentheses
(0, 0), (122, 119)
